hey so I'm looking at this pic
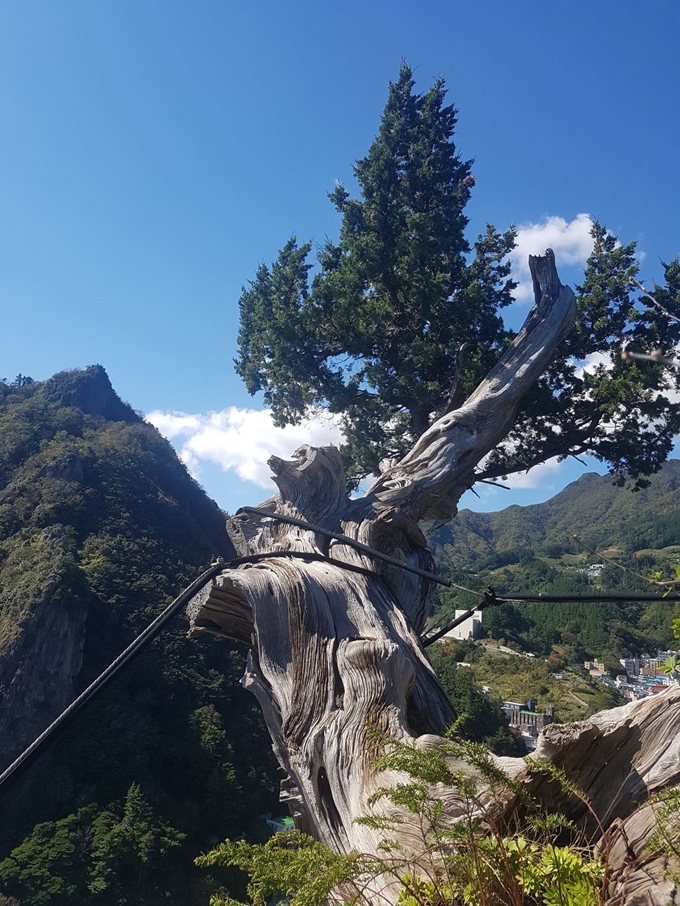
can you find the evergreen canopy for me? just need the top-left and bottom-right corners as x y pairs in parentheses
(236, 63), (680, 487)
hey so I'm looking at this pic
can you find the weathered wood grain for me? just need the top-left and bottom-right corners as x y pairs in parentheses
(189, 252), (679, 904)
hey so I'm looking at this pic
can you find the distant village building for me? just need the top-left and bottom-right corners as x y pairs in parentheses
(502, 700), (555, 749)
(597, 651), (679, 701)
(442, 609), (483, 641)
(577, 563), (605, 576)
(639, 658), (664, 676)
(583, 653), (679, 700)
(584, 659), (606, 678)
(620, 657), (640, 676)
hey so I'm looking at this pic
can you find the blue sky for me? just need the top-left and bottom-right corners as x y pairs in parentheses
(2, 1), (679, 513)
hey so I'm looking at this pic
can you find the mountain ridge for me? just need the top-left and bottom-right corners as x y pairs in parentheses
(435, 460), (680, 566)
(430, 462), (680, 668)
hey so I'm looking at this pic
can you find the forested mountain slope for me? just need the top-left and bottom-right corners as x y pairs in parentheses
(436, 462), (680, 561)
(0, 367), (278, 905)
(431, 463), (680, 665)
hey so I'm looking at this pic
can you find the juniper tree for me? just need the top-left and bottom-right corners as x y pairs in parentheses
(236, 62), (680, 487)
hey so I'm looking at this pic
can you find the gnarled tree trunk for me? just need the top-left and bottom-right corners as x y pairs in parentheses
(188, 251), (680, 904)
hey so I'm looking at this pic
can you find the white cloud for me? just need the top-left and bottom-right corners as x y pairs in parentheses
(499, 456), (564, 490)
(469, 452), (568, 504)
(147, 411), (202, 439)
(459, 456), (569, 512)
(510, 213), (595, 302)
(146, 406), (345, 488)
(572, 351), (613, 379)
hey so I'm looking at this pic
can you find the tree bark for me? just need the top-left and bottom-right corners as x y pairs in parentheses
(188, 251), (679, 904)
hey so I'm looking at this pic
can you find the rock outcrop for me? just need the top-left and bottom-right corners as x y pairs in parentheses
(0, 527), (88, 769)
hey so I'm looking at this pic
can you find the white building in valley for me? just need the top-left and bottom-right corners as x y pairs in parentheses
(443, 609), (483, 641)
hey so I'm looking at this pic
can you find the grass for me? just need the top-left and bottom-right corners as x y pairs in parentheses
(435, 642), (624, 724)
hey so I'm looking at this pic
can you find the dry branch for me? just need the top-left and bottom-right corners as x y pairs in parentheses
(189, 251), (679, 904)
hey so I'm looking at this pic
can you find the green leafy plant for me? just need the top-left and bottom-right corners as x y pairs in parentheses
(197, 733), (606, 906)
(662, 617), (680, 681)
(646, 787), (680, 886)
(663, 655), (679, 680)
(195, 831), (368, 906)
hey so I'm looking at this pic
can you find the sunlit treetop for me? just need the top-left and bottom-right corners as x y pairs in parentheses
(236, 63), (680, 489)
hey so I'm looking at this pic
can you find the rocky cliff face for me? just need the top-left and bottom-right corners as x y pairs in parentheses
(0, 527), (88, 768)
(0, 366), (239, 788)
(43, 364), (140, 424)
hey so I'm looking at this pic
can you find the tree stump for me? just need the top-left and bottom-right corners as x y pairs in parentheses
(189, 252), (679, 904)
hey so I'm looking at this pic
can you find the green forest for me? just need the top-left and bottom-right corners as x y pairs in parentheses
(0, 368), (280, 905)
(429, 464), (680, 669)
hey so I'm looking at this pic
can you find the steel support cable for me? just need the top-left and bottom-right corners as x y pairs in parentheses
(422, 588), (500, 647)
(239, 506), (451, 587)
(5, 519), (678, 791)
(0, 542), (429, 798)
(422, 609), (480, 647)
(0, 560), (226, 797)
(420, 588), (680, 648)
(494, 591), (680, 603)
(238, 509), (680, 643)
(0, 543), (417, 798)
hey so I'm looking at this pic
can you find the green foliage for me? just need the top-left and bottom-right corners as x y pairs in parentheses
(236, 65), (680, 487)
(0, 810), (93, 906)
(647, 787), (680, 884)
(434, 462), (680, 569)
(490, 840), (602, 906)
(430, 461), (680, 662)
(0, 368), (279, 904)
(426, 647), (520, 754)
(487, 227), (680, 490)
(432, 642), (624, 724)
(197, 831), (367, 906)
(0, 785), (184, 905)
(236, 63), (516, 482)
(663, 655), (679, 680)
(197, 735), (605, 906)
(87, 783), (185, 902)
